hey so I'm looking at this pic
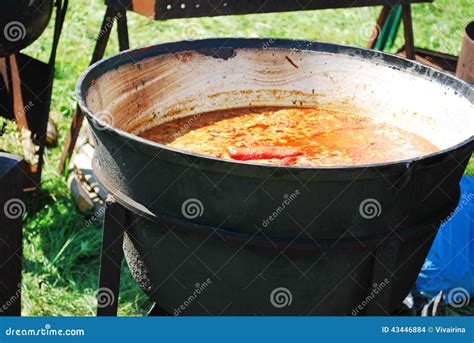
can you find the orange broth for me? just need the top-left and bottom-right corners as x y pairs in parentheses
(139, 107), (438, 166)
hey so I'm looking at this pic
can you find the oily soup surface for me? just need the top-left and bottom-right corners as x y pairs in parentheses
(139, 107), (438, 166)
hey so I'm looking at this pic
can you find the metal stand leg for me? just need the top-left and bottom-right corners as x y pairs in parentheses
(117, 10), (130, 51)
(58, 6), (119, 174)
(402, 1), (416, 60)
(34, 0), (68, 191)
(97, 196), (127, 316)
(0, 153), (24, 316)
(366, 241), (400, 316)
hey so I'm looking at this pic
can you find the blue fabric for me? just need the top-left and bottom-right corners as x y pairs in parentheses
(416, 176), (474, 299)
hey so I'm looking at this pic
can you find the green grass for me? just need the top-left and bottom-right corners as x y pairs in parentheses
(8, 0), (474, 316)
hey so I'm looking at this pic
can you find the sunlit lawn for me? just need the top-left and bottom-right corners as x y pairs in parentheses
(11, 0), (474, 315)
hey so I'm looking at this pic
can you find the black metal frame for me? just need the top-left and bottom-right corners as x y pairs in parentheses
(1, 0), (68, 197)
(97, 194), (409, 316)
(97, 195), (171, 316)
(106, 0), (429, 20)
(58, 6), (129, 174)
(97, 196), (126, 316)
(0, 153), (24, 317)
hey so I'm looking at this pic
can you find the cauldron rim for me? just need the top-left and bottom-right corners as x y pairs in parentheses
(76, 38), (474, 173)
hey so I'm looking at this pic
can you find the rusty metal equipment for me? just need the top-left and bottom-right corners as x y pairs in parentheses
(58, 0), (430, 174)
(80, 38), (472, 316)
(0, 0), (68, 193)
(397, 47), (459, 74)
(456, 21), (474, 83)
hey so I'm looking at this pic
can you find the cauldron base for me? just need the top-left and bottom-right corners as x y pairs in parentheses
(96, 195), (439, 317)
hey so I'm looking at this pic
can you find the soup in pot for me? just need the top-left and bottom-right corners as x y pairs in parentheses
(139, 107), (438, 167)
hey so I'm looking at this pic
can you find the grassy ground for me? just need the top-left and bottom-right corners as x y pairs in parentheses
(6, 0), (474, 316)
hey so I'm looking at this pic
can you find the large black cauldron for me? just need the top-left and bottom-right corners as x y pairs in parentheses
(78, 39), (473, 315)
